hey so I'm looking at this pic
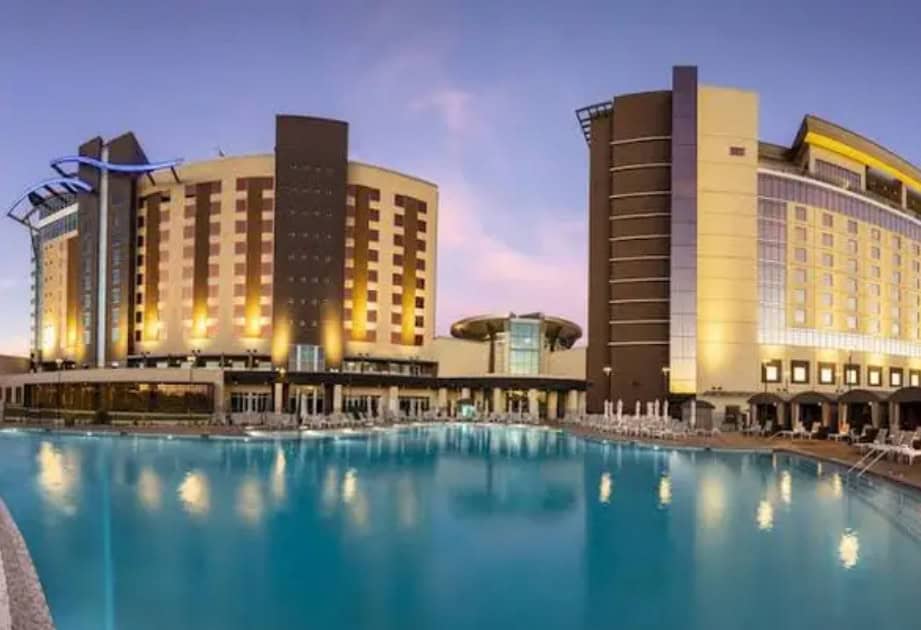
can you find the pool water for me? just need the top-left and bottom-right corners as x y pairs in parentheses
(1, 426), (921, 629)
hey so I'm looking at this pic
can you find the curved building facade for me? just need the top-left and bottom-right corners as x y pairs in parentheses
(579, 66), (921, 430)
(3, 114), (587, 421)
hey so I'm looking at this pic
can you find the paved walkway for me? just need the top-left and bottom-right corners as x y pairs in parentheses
(564, 424), (921, 491)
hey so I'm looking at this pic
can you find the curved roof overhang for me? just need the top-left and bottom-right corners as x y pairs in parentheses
(888, 387), (921, 404)
(790, 391), (836, 405)
(6, 177), (93, 230)
(838, 389), (887, 404)
(50, 155), (183, 174)
(747, 392), (788, 405)
(450, 312), (582, 348)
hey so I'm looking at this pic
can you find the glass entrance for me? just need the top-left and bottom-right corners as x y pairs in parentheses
(230, 392), (271, 414)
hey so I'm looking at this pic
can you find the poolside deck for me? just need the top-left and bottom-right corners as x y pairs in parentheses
(4, 420), (921, 492)
(564, 424), (921, 491)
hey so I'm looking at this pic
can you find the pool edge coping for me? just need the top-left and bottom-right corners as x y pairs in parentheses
(0, 498), (54, 630)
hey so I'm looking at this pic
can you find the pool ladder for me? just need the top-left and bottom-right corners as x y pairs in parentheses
(846, 448), (888, 480)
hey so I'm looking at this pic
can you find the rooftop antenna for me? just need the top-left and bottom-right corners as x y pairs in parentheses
(215, 146), (226, 157)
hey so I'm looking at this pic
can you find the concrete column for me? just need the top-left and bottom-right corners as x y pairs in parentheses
(777, 403), (786, 429)
(871, 402), (881, 428)
(749, 404), (758, 426)
(333, 384), (343, 413)
(547, 391), (559, 421)
(578, 392), (587, 415)
(461, 387), (471, 400)
(527, 388), (539, 417)
(792, 403), (800, 427)
(437, 387), (448, 412)
(821, 402), (831, 427)
(565, 389), (579, 415)
(388, 386), (399, 415)
(890, 402), (900, 432)
(273, 383), (284, 414)
(840, 403), (848, 431)
(492, 388), (503, 414)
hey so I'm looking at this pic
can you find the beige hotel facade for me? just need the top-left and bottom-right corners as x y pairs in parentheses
(2, 115), (586, 422)
(579, 65), (921, 432)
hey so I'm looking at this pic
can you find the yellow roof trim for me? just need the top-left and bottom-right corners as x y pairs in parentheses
(804, 131), (921, 194)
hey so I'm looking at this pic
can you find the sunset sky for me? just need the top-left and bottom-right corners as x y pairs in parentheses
(2, 0), (920, 355)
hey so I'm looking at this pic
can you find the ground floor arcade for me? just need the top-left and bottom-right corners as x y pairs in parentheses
(0, 368), (587, 423)
(746, 387), (921, 435)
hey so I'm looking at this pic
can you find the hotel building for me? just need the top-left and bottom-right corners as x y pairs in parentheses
(578, 66), (921, 430)
(2, 115), (585, 421)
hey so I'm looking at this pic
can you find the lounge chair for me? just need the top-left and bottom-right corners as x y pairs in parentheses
(896, 431), (921, 464)
(779, 422), (806, 439)
(742, 421), (763, 436)
(806, 422), (823, 440)
(857, 428), (888, 454)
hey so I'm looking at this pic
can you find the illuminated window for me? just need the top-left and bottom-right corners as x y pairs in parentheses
(821, 312), (833, 327)
(847, 239), (858, 254)
(890, 368), (903, 387)
(844, 365), (860, 386)
(846, 278), (858, 293)
(818, 363), (835, 385)
(846, 296), (857, 311)
(846, 315), (857, 330)
(821, 273), (833, 287)
(762, 360), (781, 383)
(794, 309), (806, 325)
(821, 292), (833, 307)
(791, 361), (809, 384)
(911, 370), (921, 387)
(868, 366), (882, 387)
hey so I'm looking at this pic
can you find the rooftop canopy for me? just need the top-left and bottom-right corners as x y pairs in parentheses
(450, 312), (582, 349)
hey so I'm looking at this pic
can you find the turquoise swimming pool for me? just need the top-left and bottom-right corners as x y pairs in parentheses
(1, 425), (920, 629)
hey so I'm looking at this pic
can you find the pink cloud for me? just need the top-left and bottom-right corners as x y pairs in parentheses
(435, 177), (587, 339)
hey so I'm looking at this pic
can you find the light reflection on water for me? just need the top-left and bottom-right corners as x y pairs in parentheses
(137, 467), (161, 512)
(177, 470), (210, 516)
(3, 428), (918, 629)
(36, 441), (79, 516)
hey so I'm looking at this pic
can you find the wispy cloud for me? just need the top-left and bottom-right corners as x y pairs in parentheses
(352, 39), (588, 339)
(410, 89), (476, 135)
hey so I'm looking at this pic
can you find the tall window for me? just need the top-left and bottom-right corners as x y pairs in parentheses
(507, 319), (541, 375)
